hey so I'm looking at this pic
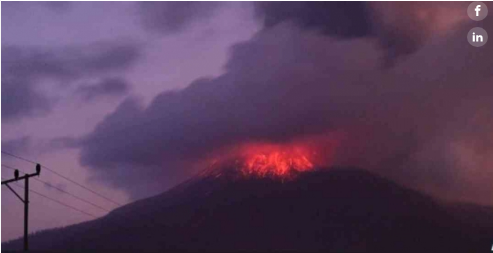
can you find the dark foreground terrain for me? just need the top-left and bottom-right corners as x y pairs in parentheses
(3, 168), (493, 252)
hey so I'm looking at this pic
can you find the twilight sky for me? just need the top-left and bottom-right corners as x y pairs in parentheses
(2, 1), (493, 243)
(1, 1), (258, 242)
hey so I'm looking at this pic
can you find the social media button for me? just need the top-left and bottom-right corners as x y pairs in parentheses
(468, 2), (488, 21)
(468, 27), (488, 47)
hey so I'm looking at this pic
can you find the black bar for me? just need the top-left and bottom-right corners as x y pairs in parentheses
(24, 177), (29, 251)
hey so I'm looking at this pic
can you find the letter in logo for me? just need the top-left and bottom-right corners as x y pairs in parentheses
(472, 32), (484, 42)
(468, 2), (488, 21)
(475, 5), (482, 16)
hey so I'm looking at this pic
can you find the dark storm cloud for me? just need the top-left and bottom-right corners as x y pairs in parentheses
(138, 2), (223, 34)
(2, 43), (141, 121)
(1, 136), (32, 155)
(75, 77), (130, 101)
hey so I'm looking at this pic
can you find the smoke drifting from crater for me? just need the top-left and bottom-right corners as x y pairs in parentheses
(256, 2), (470, 63)
(78, 3), (493, 205)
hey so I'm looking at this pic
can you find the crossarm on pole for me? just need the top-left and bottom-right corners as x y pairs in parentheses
(4, 183), (25, 203)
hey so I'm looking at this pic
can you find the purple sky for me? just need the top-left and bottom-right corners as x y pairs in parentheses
(2, 2), (258, 242)
(3, 1), (493, 244)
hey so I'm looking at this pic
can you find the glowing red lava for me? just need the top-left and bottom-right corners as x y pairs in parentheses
(240, 144), (315, 178)
(201, 133), (345, 180)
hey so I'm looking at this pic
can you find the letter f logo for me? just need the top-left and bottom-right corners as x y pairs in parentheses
(469, 2), (488, 21)
(475, 5), (481, 16)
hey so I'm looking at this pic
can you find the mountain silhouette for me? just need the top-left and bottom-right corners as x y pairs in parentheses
(3, 167), (493, 252)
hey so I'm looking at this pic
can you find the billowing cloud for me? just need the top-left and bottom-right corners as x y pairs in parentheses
(78, 14), (493, 205)
(369, 2), (469, 65)
(255, 2), (371, 38)
(138, 2), (224, 34)
(2, 78), (53, 121)
(2, 43), (140, 80)
(1, 43), (141, 121)
(75, 77), (129, 101)
(256, 2), (470, 64)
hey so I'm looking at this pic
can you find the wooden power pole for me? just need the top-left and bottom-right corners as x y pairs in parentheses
(2, 164), (41, 251)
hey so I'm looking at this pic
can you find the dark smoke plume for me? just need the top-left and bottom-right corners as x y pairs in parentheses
(78, 3), (493, 205)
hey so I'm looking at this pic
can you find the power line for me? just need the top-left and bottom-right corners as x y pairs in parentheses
(1, 151), (122, 206)
(4, 178), (98, 219)
(2, 164), (29, 175)
(1, 151), (38, 165)
(29, 188), (98, 218)
(1, 153), (177, 237)
(2, 166), (41, 251)
(2, 164), (111, 213)
(3, 176), (168, 240)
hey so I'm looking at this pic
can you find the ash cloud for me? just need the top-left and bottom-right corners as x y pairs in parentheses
(75, 77), (130, 101)
(255, 2), (372, 38)
(2, 78), (53, 121)
(256, 2), (470, 63)
(2, 43), (141, 121)
(369, 2), (470, 65)
(138, 2), (224, 34)
(77, 3), (493, 204)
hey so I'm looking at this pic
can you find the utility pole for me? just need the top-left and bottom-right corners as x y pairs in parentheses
(2, 164), (41, 251)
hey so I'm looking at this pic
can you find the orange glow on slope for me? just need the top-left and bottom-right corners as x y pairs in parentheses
(200, 132), (346, 180)
(240, 144), (315, 178)
(197, 132), (345, 180)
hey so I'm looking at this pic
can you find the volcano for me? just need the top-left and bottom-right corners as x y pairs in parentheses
(3, 167), (493, 252)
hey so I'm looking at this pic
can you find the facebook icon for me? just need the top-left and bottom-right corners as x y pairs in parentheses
(475, 5), (481, 17)
(468, 2), (488, 21)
